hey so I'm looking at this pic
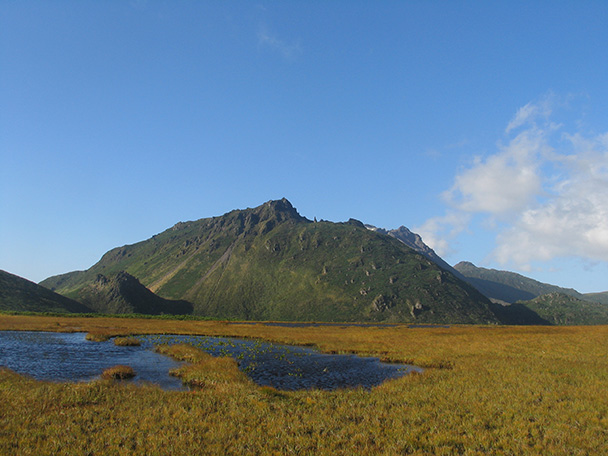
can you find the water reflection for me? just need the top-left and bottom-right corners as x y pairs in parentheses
(0, 331), (421, 391)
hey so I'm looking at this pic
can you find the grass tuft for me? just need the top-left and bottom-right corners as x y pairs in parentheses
(113, 336), (141, 346)
(100, 365), (136, 380)
(85, 332), (110, 342)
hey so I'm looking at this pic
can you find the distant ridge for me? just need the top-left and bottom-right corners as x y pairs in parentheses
(453, 261), (583, 304)
(41, 199), (498, 324)
(0, 269), (91, 313)
(517, 292), (608, 325)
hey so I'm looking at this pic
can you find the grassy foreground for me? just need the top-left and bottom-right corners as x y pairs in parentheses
(0, 315), (607, 455)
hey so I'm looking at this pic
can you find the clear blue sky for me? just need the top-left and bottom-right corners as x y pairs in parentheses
(2, 1), (608, 293)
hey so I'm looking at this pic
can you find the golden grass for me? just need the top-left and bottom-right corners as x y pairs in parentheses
(155, 343), (252, 390)
(1, 315), (608, 454)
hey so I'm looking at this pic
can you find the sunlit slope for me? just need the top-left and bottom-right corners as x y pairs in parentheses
(41, 199), (498, 323)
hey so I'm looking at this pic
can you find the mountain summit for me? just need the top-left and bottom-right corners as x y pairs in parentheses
(41, 199), (498, 323)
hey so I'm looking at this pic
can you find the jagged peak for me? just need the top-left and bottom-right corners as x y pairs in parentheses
(250, 198), (308, 223)
(94, 271), (138, 286)
(454, 261), (476, 269)
(345, 218), (365, 228)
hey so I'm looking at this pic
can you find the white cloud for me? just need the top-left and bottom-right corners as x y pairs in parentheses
(494, 134), (608, 267)
(443, 127), (546, 216)
(421, 95), (608, 269)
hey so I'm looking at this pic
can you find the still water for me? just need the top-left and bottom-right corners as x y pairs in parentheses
(0, 331), (421, 391)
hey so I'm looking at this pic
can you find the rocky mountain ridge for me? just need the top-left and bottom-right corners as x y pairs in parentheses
(40, 199), (498, 324)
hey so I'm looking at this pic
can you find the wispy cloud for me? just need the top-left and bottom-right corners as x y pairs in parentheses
(505, 93), (554, 134)
(257, 25), (301, 59)
(414, 212), (471, 257)
(420, 95), (608, 269)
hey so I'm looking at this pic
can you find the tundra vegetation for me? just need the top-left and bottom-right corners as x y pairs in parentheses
(0, 314), (607, 455)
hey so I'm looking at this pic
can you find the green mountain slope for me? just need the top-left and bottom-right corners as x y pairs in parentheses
(517, 292), (608, 325)
(454, 261), (583, 304)
(0, 270), (91, 313)
(41, 199), (498, 324)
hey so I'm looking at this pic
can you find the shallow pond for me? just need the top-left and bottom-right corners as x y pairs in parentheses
(0, 331), (421, 391)
(0, 331), (185, 390)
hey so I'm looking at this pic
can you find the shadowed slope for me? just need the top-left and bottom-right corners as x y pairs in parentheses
(0, 270), (91, 313)
(75, 271), (193, 315)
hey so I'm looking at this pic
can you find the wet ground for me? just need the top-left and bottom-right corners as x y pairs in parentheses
(0, 331), (422, 391)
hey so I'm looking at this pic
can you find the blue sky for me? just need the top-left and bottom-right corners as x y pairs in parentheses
(2, 1), (608, 293)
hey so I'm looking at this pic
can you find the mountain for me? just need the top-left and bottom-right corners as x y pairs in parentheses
(41, 199), (498, 324)
(453, 261), (583, 304)
(75, 271), (193, 315)
(0, 269), (91, 313)
(516, 292), (608, 325)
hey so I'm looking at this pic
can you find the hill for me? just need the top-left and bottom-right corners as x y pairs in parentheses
(453, 261), (583, 304)
(0, 269), (91, 313)
(41, 199), (498, 324)
(516, 292), (608, 325)
(75, 271), (193, 315)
